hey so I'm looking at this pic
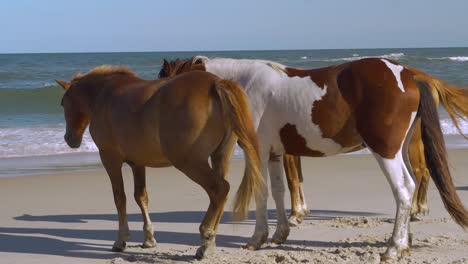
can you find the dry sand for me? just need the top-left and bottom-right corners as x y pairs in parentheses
(0, 149), (467, 264)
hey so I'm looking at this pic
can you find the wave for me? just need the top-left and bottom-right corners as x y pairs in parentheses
(0, 125), (97, 158)
(0, 85), (63, 114)
(303, 53), (406, 62)
(428, 56), (468, 62)
(440, 118), (468, 135)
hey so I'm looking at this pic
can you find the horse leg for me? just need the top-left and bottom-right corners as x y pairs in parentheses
(409, 134), (423, 221)
(175, 160), (230, 259)
(131, 165), (156, 248)
(412, 120), (430, 217)
(297, 157), (310, 217)
(269, 154), (290, 244)
(285, 155), (309, 226)
(210, 134), (236, 230)
(416, 166), (430, 215)
(100, 151), (129, 252)
(246, 147), (270, 250)
(364, 113), (417, 260)
(409, 119), (430, 221)
(371, 149), (415, 259)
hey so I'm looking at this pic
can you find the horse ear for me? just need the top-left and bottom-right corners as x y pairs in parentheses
(55, 79), (71, 90)
(162, 59), (169, 68)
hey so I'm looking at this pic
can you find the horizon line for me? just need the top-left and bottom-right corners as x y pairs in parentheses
(1, 46), (468, 55)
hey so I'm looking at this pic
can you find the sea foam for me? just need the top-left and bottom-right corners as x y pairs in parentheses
(0, 118), (465, 159)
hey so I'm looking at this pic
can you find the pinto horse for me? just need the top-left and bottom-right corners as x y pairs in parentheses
(55, 66), (264, 259)
(284, 118), (434, 226)
(159, 57), (468, 260)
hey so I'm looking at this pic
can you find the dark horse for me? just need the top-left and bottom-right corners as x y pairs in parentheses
(56, 66), (264, 258)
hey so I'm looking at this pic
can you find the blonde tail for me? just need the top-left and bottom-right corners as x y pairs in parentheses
(213, 79), (265, 220)
(410, 66), (468, 139)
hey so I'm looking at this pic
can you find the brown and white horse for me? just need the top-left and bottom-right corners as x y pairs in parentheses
(159, 57), (468, 260)
(55, 66), (264, 259)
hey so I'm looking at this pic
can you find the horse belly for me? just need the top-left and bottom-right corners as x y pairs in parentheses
(267, 80), (361, 157)
(278, 120), (356, 157)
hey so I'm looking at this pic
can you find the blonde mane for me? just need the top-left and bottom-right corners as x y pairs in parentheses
(72, 65), (138, 81)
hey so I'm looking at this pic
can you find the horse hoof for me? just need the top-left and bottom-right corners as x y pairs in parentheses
(410, 215), (422, 222)
(245, 231), (268, 251)
(195, 244), (216, 259)
(271, 229), (290, 245)
(244, 242), (260, 251)
(288, 215), (303, 227)
(381, 246), (410, 261)
(111, 241), (127, 252)
(142, 238), (157, 248)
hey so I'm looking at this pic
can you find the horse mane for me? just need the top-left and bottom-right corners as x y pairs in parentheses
(158, 56), (287, 79)
(158, 57), (206, 78)
(72, 65), (138, 81)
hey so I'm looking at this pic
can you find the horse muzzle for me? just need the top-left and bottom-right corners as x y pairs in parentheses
(64, 133), (82, 149)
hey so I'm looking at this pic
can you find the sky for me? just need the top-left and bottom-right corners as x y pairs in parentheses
(1, 0), (467, 53)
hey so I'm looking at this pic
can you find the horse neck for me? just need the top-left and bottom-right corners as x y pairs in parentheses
(205, 59), (267, 87)
(77, 75), (126, 115)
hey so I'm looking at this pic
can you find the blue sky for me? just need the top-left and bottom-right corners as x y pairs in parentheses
(1, 0), (467, 53)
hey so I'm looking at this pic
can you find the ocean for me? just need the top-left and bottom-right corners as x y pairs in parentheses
(1, 48), (467, 176)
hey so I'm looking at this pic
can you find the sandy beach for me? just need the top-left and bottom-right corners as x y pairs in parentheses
(1, 149), (467, 264)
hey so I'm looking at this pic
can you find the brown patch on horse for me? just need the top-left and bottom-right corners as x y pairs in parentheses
(284, 67), (329, 88)
(285, 66), (362, 150)
(345, 59), (419, 158)
(279, 124), (325, 157)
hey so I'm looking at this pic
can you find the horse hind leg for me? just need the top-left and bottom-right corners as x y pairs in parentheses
(366, 113), (418, 260)
(408, 119), (430, 221)
(131, 165), (156, 248)
(210, 133), (237, 230)
(174, 160), (230, 259)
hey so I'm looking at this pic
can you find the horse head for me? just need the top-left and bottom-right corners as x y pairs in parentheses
(55, 79), (90, 148)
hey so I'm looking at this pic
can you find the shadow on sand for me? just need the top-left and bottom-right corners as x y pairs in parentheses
(1, 209), (382, 261)
(14, 209), (381, 224)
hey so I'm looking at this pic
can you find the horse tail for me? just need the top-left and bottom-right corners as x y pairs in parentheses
(411, 67), (468, 139)
(213, 79), (265, 220)
(416, 80), (468, 228)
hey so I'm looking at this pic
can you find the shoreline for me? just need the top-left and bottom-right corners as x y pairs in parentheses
(1, 134), (467, 178)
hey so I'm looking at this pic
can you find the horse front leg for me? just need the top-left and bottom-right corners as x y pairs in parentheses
(131, 165), (156, 248)
(269, 155), (290, 244)
(246, 149), (269, 250)
(284, 155), (308, 226)
(100, 151), (129, 252)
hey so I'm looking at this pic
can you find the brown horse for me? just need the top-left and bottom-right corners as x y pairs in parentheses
(55, 66), (264, 259)
(159, 57), (468, 260)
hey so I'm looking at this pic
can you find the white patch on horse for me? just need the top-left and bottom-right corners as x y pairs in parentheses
(381, 59), (405, 92)
(203, 57), (349, 155)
